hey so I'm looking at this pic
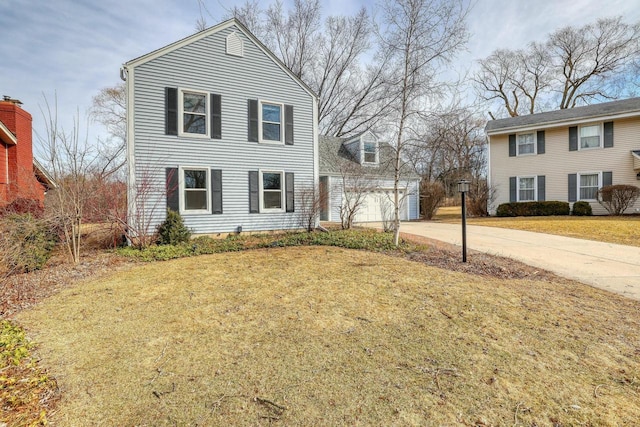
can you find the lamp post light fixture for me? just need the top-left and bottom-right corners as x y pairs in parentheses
(457, 179), (470, 263)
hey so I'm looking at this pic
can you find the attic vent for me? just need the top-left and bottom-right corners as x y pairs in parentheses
(226, 32), (244, 57)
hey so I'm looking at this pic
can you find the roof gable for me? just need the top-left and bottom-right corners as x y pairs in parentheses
(124, 18), (316, 100)
(486, 97), (640, 135)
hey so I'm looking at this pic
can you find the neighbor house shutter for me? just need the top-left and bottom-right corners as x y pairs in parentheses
(603, 171), (613, 187)
(568, 173), (577, 202)
(508, 134), (516, 157)
(165, 88), (178, 135)
(569, 126), (578, 151)
(603, 121), (614, 148)
(166, 167), (179, 211)
(248, 100), (258, 142)
(248, 171), (259, 213)
(285, 105), (294, 145)
(537, 130), (545, 154)
(211, 94), (222, 139)
(211, 169), (222, 214)
(509, 177), (517, 202)
(285, 172), (295, 212)
(537, 175), (546, 201)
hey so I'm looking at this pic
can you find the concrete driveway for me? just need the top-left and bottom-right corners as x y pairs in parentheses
(363, 221), (640, 301)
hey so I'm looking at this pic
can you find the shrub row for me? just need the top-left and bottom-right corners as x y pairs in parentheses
(496, 201), (570, 217)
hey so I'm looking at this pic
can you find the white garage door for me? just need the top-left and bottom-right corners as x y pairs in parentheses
(350, 189), (407, 223)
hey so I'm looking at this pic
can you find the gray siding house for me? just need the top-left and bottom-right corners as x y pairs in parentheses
(319, 131), (420, 223)
(123, 19), (318, 235)
(486, 98), (640, 215)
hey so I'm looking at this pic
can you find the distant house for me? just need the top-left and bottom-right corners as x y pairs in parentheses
(319, 131), (420, 223)
(486, 98), (640, 215)
(0, 97), (55, 209)
(122, 18), (318, 235)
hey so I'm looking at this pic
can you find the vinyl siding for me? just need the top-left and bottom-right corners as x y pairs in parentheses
(490, 116), (640, 215)
(129, 24), (316, 233)
(325, 175), (420, 222)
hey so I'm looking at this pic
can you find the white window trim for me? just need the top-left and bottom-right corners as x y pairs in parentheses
(578, 123), (603, 151)
(362, 139), (379, 165)
(259, 169), (285, 213)
(258, 99), (284, 144)
(517, 175), (537, 202)
(178, 88), (210, 138)
(179, 166), (211, 214)
(577, 171), (602, 201)
(516, 132), (536, 156)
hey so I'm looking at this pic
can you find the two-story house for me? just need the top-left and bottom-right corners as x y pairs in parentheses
(123, 18), (318, 235)
(486, 98), (640, 215)
(319, 131), (420, 223)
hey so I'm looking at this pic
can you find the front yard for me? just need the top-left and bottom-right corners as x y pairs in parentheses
(14, 245), (640, 425)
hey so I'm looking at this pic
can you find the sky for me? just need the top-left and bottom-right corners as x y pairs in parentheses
(2, 0), (640, 154)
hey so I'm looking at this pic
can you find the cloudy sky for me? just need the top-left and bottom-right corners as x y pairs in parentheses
(2, 0), (640, 150)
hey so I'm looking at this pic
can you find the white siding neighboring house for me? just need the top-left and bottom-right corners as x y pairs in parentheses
(122, 18), (318, 235)
(319, 131), (420, 223)
(486, 98), (640, 215)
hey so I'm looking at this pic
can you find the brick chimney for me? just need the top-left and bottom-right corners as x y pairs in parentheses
(0, 97), (43, 206)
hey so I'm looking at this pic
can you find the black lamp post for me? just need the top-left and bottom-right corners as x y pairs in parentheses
(457, 180), (470, 263)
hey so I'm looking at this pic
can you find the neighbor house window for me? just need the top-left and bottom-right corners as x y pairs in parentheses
(518, 176), (536, 201)
(363, 141), (377, 163)
(517, 133), (535, 155)
(580, 124), (601, 149)
(260, 170), (284, 211)
(179, 89), (209, 137)
(260, 101), (283, 143)
(579, 172), (599, 200)
(181, 167), (210, 213)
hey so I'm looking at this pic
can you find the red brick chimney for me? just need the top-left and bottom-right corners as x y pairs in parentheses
(0, 97), (44, 206)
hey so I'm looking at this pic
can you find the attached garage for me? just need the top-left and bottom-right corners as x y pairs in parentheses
(349, 189), (408, 223)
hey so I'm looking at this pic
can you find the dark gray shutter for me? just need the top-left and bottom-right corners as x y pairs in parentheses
(248, 171), (259, 213)
(166, 168), (179, 211)
(211, 94), (221, 139)
(569, 126), (578, 151)
(568, 174), (577, 202)
(211, 169), (222, 214)
(248, 100), (258, 142)
(285, 105), (294, 145)
(165, 88), (178, 135)
(508, 134), (516, 157)
(603, 171), (613, 187)
(604, 121), (614, 148)
(285, 172), (295, 212)
(537, 130), (545, 154)
(537, 175), (546, 201)
(509, 177), (517, 202)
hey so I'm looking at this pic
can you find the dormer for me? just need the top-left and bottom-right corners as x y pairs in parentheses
(342, 130), (379, 165)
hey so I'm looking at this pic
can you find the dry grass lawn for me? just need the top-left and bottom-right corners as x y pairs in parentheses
(435, 206), (640, 247)
(17, 247), (640, 426)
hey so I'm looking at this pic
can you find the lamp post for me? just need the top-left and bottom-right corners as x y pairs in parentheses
(457, 180), (470, 263)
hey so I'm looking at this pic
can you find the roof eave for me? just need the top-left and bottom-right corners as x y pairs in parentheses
(0, 120), (17, 145)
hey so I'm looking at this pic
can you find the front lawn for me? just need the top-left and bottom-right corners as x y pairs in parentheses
(435, 206), (640, 246)
(16, 246), (640, 425)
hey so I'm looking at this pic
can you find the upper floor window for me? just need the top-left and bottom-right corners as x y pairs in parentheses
(179, 89), (210, 137)
(580, 125), (601, 149)
(518, 176), (536, 201)
(517, 133), (535, 155)
(260, 101), (283, 143)
(363, 141), (377, 163)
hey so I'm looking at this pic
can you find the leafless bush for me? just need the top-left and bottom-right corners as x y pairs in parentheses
(420, 180), (445, 220)
(296, 183), (325, 232)
(0, 213), (56, 278)
(467, 180), (496, 217)
(597, 184), (640, 215)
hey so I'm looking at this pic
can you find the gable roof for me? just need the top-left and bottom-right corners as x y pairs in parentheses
(486, 97), (640, 135)
(33, 159), (56, 190)
(123, 18), (317, 100)
(319, 135), (419, 179)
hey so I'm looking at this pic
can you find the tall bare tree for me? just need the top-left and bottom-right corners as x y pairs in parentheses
(476, 16), (640, 117)
(377, 0), (469, 245)
(90, 82), (127, 173)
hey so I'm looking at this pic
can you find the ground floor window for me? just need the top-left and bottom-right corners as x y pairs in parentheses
(579, 173), (599, 200)
(518, 176), (535, 201)
(260, 170), (284, 211)
(181, 167), (210, 213)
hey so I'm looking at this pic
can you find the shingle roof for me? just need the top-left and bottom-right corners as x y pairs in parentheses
(485, 97), (640, 134)
(319, 135), (419, 179)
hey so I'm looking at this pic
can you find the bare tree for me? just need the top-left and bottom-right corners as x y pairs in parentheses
(90, 82), (127, 173)
(295, 183), (325, 231)
(377, 0), (469, 245)
(476, 16), (640, 117)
